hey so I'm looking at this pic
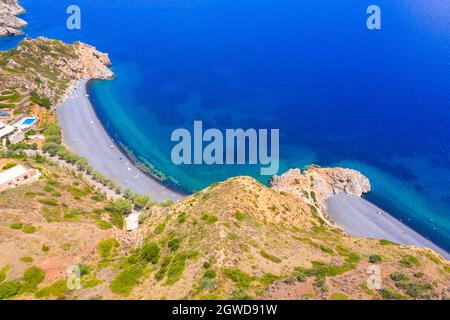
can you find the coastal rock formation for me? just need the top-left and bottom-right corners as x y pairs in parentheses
(0, 0), (27, 36)
(270, 167), (371, 225)
(0, 37), (114, 112)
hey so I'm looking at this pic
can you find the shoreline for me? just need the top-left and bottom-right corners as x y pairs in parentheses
(56, 79), (186, 202)
(327, 193), (450, 260)
(56, 81), (448, 259)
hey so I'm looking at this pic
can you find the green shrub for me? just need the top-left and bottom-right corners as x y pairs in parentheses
(369, 254), (382, 263)
(259, 250), (282, 263)
(223, 268), (255, 288)
(24, 192), (36, 199)
(395, 280), (434, 299)
(177, 212), (187, 224)
(58, 243), (70, 251)
(35, 279), (67, 299)
(140, 242), (160, 264)
(109, 265), (144, 296)
(155, 256), (171, 281)
(295, 260), (356, 280)
(98, 238), (119, 259)
(38, 198), (58, 206)
(10, 223), (23, 230)
(21, 266), (45, 292)
(230, 288), (253, 300)
(20, 256), (33, 263)
(97, 220), (112, 230)
(154, 223), (166, 235)
(320, 245), (333, 255)
(336, 246), (361, 264)
(78, 264), (89, 276)
(400, 255), (420, 268)
(165, 253), (187, 285)
(199, 270), (217, 290)
(260, 273), (280, 287)
(228, 233), (239, 241)
(168, 238), (181, 252)
(390, 271), (409, 282)
(23, 225), (37, 234)
(69, 186), (89, 198)
(105, 198), (132, 214)
(0, 267), (6, 284)
(234, 211), (246, 221)
(200, 212), (219, 224)
(381, 287), (404, 300)
(379, 239), (398, 246)
(2, 162), (16, 170)
(330, 292), (348, 300)
(0, 281), (21, 300)
(107, 210), (124, 229)
(82, 279), (102, 288)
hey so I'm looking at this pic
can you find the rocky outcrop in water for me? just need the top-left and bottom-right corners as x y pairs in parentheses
(0, 0), (27, 36)
(270, 166), (371, 224)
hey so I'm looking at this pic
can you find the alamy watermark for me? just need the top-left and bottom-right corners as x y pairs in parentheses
(367, 5), (381, 30)
(66, 265), (81, 290)
(66, 5), (81, 30)
(171, 121), (279, 176)
(366, 265), (382, 290)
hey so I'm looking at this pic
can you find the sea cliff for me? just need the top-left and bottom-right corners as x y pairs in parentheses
(0, 0), (27, 36)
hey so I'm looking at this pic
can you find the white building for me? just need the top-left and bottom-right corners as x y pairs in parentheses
(0, 165), (41, 192)
(0, 121), (14, 141)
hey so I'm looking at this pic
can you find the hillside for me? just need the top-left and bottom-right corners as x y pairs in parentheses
(0, 154), (129, 300)
(0, 160), (449, 300)
(0, 37), (113, 114)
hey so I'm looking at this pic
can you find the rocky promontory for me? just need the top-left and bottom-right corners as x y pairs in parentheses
(270, 166), (371, 225)
(0, 37), (114, 112)
(0, 0), (27, 36)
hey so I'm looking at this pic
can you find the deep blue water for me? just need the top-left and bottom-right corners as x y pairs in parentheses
(1, 0), (449, 251)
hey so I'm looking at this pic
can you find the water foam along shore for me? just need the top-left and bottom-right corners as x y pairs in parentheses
(327, 193), (450, 260)
(56, 79), (185, 203)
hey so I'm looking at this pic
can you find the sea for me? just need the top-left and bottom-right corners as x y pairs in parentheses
(1, 0), (449, 251)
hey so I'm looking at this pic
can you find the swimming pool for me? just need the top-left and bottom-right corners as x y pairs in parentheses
(22, 118), (35, 125)
(18, 117), (37, 127)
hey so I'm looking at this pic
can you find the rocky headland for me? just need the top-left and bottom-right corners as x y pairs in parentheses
(270, 166), (371, 226)
(0, 37), (114, 113)
(0, 0), (27, 36)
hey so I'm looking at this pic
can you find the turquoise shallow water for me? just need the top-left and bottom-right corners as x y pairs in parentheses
(1, 0), (449, 251)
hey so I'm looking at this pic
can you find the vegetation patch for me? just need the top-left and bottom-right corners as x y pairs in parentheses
(380, 287), (404, 300)
(368, 254), (382, 263)
(110, 265), (144, 296)
(35, 279), (67, 299)
(168, 238), (182, 252)
(98, 238), (119, 259)
(38, 198), (58, 206)
(230, 288), (253, 300)
(223, 268), (255, 288)
(259, 273), (280, 287)
(165, 253), (187, 285)
(0, 281), (21, 300)
(330, 292), (348, 300)
(177, 212), (187, 224)
(399, 255), (420, 268)
(140, 242), (160, 264)
(201, 212), (219, 224)
(234, 211), (246, 221)
(259, 250), (282, 263)
(21, 266), (45, 293)
(20, 256), (34, 263)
